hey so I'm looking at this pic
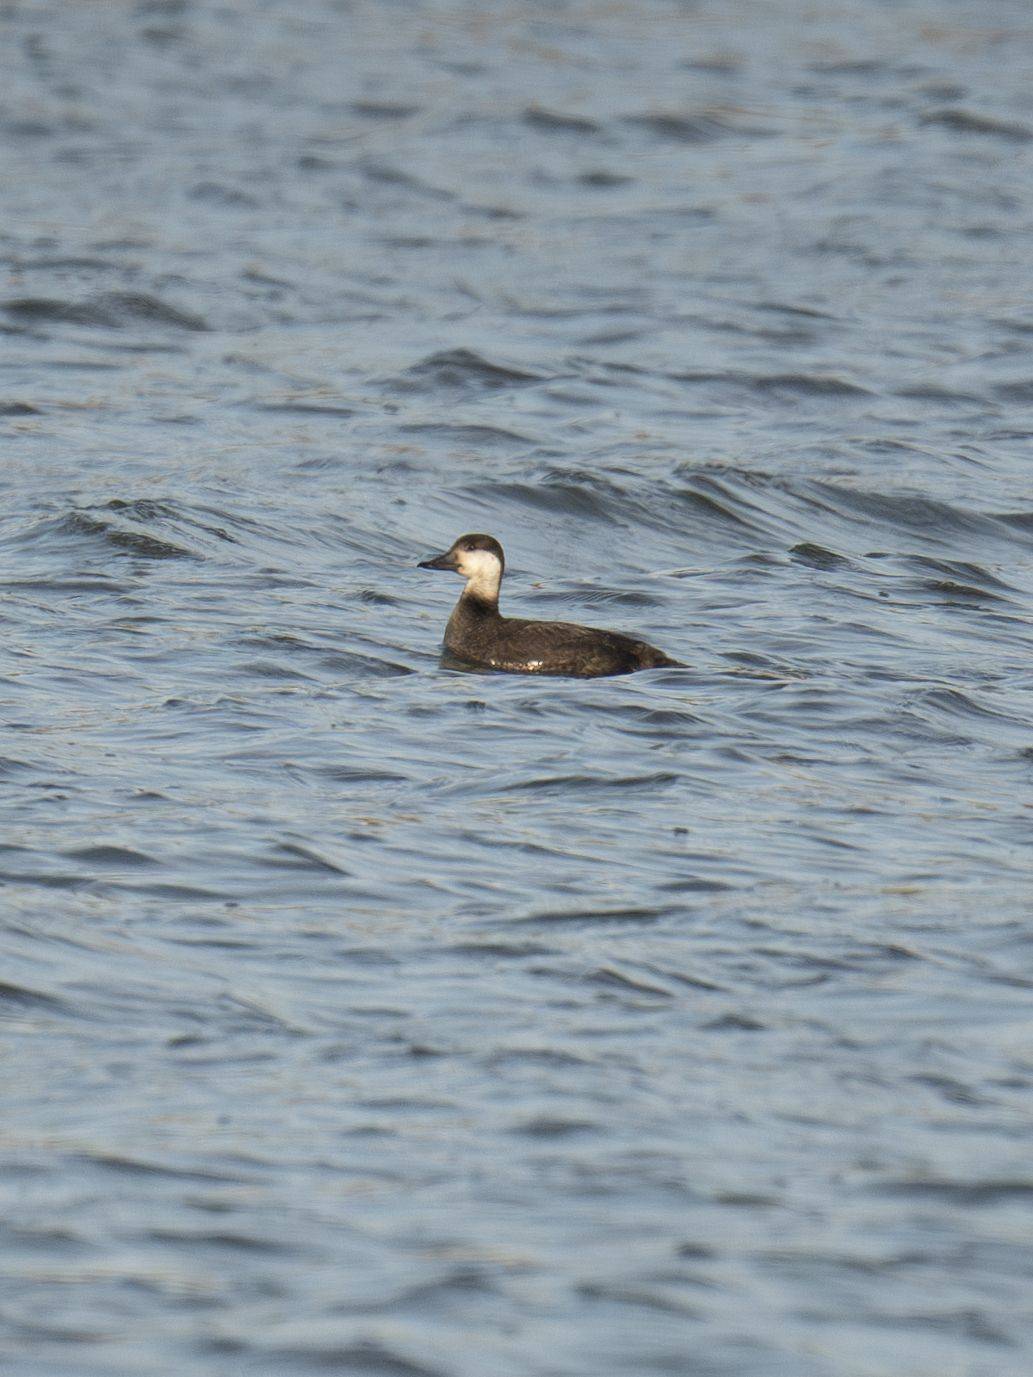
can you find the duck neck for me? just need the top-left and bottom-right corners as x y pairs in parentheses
(461, 568), (502, 608)
(458, 584), (500, 617)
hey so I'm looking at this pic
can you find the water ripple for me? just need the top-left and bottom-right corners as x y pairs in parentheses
(4, 2), (1033, 1374)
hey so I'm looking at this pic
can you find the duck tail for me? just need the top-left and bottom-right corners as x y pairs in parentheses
(642, 645), (685, 669)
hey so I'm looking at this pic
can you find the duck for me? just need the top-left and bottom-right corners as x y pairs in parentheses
(418, 533), (682, 677)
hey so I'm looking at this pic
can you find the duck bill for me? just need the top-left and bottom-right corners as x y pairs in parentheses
(418, 550), (457, 571)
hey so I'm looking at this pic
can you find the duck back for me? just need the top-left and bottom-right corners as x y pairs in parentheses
(445, 596), (680, 677)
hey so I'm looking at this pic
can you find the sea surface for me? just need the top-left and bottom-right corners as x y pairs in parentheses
(3, 2), (1033, 1374)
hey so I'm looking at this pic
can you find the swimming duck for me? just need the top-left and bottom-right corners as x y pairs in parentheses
(418, 533), (682, 677)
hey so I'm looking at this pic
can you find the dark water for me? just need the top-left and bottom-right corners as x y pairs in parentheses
(4, 1), (1033, 1373)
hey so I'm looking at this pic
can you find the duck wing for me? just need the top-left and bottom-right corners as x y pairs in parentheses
(485, 616), (678, 676)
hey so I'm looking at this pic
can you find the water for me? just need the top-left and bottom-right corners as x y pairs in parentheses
(3, 1), (1033, 1373)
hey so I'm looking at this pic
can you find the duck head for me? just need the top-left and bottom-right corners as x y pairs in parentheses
(419, 533), (505, 602)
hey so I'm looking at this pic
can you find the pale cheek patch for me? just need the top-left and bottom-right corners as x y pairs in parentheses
(457, 549), (502, 597)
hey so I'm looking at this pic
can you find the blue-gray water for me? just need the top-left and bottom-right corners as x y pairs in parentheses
(3, 2), (1033, 1373)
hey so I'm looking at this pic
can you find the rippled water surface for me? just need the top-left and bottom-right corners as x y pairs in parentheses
(4, 2), (1033, 1373)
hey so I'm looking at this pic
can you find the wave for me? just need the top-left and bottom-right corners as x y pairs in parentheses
(391, 348), (546, 394)
(524, 106), (603, 135)
(432, 465), (1033, 573)
(57, 511), (197, 560)
(921, 108), (1032, 142)
(623, 110), (774, 142)
(3, 291), (208, 331)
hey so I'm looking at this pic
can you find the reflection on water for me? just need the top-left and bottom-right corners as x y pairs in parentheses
(3, 1), (1033, 1373)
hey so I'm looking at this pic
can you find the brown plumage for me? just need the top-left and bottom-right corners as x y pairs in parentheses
(418, 533), (682, 678)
